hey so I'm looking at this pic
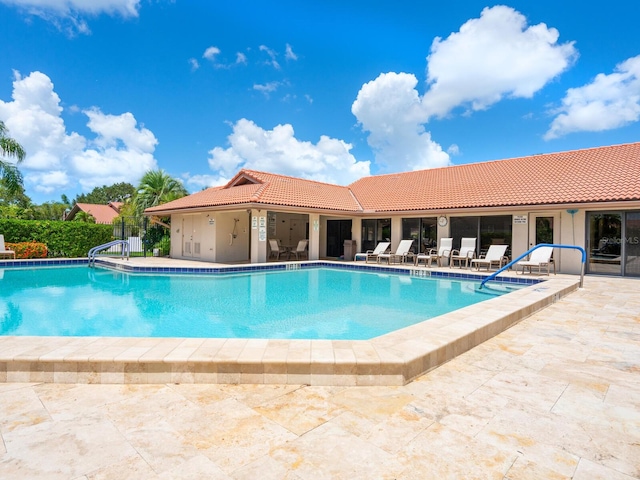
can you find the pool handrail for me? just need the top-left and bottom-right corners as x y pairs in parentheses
(88, 240), (130, 266)
(479, 243), (586, 289)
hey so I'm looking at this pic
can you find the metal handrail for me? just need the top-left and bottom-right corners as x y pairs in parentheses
(88, 240), (130, 267)
(479, 243), (586, 289)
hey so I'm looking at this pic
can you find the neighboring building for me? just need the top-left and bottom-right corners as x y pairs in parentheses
(145, 142), (640, 277)
(64, 202), (123, 224)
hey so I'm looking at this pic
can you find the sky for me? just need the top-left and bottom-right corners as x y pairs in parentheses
(1, 0), (639, 205)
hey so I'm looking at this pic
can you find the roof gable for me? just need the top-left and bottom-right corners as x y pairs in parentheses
(66, 202), (121, 224)
(146, 169), (362, 213)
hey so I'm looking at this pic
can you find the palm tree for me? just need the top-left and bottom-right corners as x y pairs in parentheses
(133, 169), (188, 216)
(0, 121), (26, 194)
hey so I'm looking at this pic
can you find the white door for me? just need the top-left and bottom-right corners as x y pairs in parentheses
(182, 215), (202, 258)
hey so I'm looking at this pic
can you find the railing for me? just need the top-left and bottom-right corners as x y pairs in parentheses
(479, 243), (586, 289)
(88, 240), (130, 267)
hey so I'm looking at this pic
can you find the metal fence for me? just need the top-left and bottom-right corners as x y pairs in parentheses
(106, 216), (170, 257)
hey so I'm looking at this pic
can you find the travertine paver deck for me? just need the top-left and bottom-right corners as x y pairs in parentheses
(1, 275), (638, 479)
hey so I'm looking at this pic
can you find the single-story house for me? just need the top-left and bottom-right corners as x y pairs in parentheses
(145, 142), (640, 277)
(64, 202), (123, 224)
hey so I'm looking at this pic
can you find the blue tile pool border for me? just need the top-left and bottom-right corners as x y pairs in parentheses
(0, 258), (544, 286)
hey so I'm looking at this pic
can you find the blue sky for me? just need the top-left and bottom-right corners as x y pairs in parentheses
(1, 0), (639, 204)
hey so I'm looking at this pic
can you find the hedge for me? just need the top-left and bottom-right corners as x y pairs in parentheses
(0, 219), (113, 258)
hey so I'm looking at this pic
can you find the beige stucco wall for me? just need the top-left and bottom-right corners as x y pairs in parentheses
(215, 211), (251, 262)
(167, 203), (638, 275)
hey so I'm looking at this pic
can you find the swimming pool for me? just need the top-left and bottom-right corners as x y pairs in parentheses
(0, 265), (518, 340)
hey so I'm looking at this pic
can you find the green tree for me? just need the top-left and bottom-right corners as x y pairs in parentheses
(31, 201), (69, 221)
(73, 182), (135, 205)
(0, 121), (26, 194)
(133, 169), (188, 216)
(73, 211), (96, 223)
(0, 182), (31, 208)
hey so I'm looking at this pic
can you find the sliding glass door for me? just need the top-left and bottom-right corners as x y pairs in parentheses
(587, 211), (640, 277)
(624, 212), (640, 277)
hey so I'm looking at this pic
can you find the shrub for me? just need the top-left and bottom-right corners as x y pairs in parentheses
(6, 242), (48, 259)
(0, 219), (113, 257)
(154, 235), (171, 256)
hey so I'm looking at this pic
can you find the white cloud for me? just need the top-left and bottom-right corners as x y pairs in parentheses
(352, 6), (577, 172)
(352, 72), (450, 172)
(188, 58), (200, 71)
(285, 44), (298, 61)
(259, 45), (280, 69)
(235, 52), (247, 65)
(203, 46), (221, 61)
(423, 5), (577, 118)
(0, 70), (158, 198)
(28, 170), (70, 194)
(253, 81), (283, 98)
(1, 0), (140, 16)
(545, 55), (640, 139)
(2, 0), (140, 34)
(207, 119), (370, 185)
(182, 173), (228, 191)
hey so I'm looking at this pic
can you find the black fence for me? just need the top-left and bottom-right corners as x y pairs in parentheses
(108, 216), (171, 257)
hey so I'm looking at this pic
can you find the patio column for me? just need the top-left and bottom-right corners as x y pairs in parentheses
(249, 209), (268, 263)
(308, 213), (320, 260)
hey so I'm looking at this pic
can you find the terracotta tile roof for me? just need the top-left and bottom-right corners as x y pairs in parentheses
(145, 170), (362, 213)
(146, 142), (640, 215)
(349, 142), (640, 211)
(68, 202), (121, 224)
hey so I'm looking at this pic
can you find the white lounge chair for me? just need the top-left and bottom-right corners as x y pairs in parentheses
(471, 244), (508, 271)
(354, 241), (390, 263)
(289, 239), (309, 260)
(377, 239), (413, 264)
(268, 239), (289, 260)
(516, 246), (555, 275)
(450, 237), (476, 268)
(414, 237), (452, 267)
(0, 235), (15, 259)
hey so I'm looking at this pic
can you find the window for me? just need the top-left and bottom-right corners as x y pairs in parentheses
(402, 217), (437, 253)
(361, 218), (391, 252)
(450, 215), (512, 257)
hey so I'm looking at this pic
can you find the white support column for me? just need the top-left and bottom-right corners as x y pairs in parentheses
(351, 217), (362, 254)
(250, 209), (268, 263)
(308, 213), (320, 260)
(391, 216), (403, 249)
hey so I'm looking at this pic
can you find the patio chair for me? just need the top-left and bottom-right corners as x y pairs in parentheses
(414, 237), (452, 267)
(354, 241), (390, 263)
(470, 244), (508, 271)
(516, 246), (555, 275)
(289, 239), (309, 260)
(377, 239), (414, 264)
(268, 239), (289, 260)
(0, 235), (15, 259)
(450, 237), (477, 268)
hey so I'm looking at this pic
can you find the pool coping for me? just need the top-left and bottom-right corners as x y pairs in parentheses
(0, 258), (580, 386)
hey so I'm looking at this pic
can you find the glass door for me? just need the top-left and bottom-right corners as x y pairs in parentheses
(587, 212), (622, 275)
(624, 212), (640, 277)
(531, 216), (554, 245)
(528, 214), (558, 269)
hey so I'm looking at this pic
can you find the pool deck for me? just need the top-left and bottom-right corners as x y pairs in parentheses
(1, 257), (579, 387)
(0, 267), (638, 478)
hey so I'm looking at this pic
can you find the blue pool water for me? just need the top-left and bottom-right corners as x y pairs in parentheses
(0, 266), (518, 340)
